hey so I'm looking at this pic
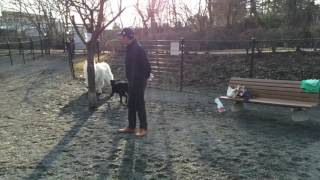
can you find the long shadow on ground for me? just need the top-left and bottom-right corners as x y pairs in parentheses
(94, 100), (171, 180)
(24, 93), (101, 180)
(93, 104), (133, 180)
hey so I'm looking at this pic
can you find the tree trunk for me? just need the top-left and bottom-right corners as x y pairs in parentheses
(207, 0), (214, 26)
(250, 0), (257, 17)
(226, 1), (232, 27)
(86, 41), (97, 108)
(287, 0), (297, 27)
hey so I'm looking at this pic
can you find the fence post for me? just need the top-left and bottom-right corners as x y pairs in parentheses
(97, 40), (100, 62)
(44, 37), (50, 54)
(312, 38), (316, 51)
(63, 36), (66, 53)
(250, 37), (256, 78)
(179, 38), (185, 92)
(7, 42), (13, 65)
(18, 38), (22, 55)
(30, 39), (35, 60)
(48, 37), (51, 55)
(67, 40), (75, 79)
(40, 38), (44, 55)
(19, 39), (25, 64)
(156, 41), (160, 76)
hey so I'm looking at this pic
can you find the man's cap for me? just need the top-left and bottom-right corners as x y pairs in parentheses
(118, 28), (134, 39)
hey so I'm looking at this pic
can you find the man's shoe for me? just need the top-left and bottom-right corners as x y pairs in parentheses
(118, 128), (135, 133)
(135, 129), (147, 137)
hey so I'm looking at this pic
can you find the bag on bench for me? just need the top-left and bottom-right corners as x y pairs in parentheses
(226, 86), (238, 98)
(300, 79), (320, 93)
(226, 85), (252, 101)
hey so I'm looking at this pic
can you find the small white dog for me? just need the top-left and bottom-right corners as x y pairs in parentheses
(83, 61), (114, 94)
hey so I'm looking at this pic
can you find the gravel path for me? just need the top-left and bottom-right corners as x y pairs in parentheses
(1, 55), (320, 179)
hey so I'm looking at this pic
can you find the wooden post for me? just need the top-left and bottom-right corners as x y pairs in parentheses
(48, 37), (51, 55)
(40, 38), (44, 55)
(19, 40), (25, 64)
(67, 41), (75, 79)
(18, 38), (22, 55)
(7, 42), (13, 65)
(44, 38), (48, 54)
(250, 37), (256, 78)
(97, 40), (100, 62)
(30, 39), (35, 60)
(312, 38), (316, 51)
(156, 41), (160, 77)
(179, 38), (185, 92)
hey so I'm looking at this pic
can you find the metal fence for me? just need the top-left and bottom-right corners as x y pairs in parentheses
(0, 38), (51, 65)
(101, 37), (320, 92)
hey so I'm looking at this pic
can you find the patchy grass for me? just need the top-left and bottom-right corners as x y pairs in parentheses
(73, 56), (86, 78)
(73, 54), (112, 78)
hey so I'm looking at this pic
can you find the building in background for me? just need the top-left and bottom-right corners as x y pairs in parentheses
(0, 11), (64, 39)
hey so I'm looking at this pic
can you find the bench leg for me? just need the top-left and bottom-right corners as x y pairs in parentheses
(231, 102), (244, 112)
(291, 108), (310, 122)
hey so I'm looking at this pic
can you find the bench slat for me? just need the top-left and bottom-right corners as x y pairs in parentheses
(220, 96), (318, 108)
(252, 98), (318, 107)
(230, 80), (303, 89)
(248, 89), (319, 102)
(231, 77), (301, 85)
(249, 92), (318, 102)
(229, 83), (308, 93)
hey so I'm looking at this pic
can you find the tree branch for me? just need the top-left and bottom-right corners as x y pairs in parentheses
(68, 0), (90, 31)
(70, 15), (86, 44)
(92, 7), (125, 40)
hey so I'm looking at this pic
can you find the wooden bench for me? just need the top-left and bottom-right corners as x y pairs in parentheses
(220, 77), (320, 121)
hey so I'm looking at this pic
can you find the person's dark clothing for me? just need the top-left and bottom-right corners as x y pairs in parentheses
(125, 40), (151, 129)
(125, 40), (151, 82)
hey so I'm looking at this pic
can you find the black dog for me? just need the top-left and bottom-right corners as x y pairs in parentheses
(110, 80), (128, 104)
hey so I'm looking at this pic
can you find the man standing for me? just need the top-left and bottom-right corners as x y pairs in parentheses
(118, 28), (151, 137)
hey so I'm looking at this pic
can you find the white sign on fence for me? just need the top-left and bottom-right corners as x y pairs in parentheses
(85, 32), (92, 43)
(170, 41), (180, 56)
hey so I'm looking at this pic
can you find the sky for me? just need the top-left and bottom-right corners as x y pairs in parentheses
(0, 0), (202, 29)
(1, 0), (320, 29)
(104, 0), (202, 29)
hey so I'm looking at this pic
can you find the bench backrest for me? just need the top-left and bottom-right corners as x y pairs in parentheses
(229, 77), (320, 103)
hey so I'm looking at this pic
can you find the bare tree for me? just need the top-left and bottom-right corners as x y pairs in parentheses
(206, 0), (214, 26)
(249, 0), (258, 17)
(135, 0), (167, 34)
(183, 0), (208, 33)
(67, 0), (124, 108)
(0, 2), (3, 28)
(135, 0), (150, 33)
(0, 2), (3, 13)
(179, 2), (201, 27)
(165, 0), (187, 29)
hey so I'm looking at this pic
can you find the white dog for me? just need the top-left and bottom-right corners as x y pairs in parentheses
(83, 61), (114, 94)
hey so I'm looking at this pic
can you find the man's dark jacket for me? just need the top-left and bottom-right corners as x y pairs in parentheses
(125, 40), (151, 85)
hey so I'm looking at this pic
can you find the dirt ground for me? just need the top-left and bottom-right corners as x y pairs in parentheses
(1, 55), (320, 180)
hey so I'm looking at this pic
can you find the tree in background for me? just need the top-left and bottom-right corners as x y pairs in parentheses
(0, 2), (3, 28)
(135, 0), (167, 35)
